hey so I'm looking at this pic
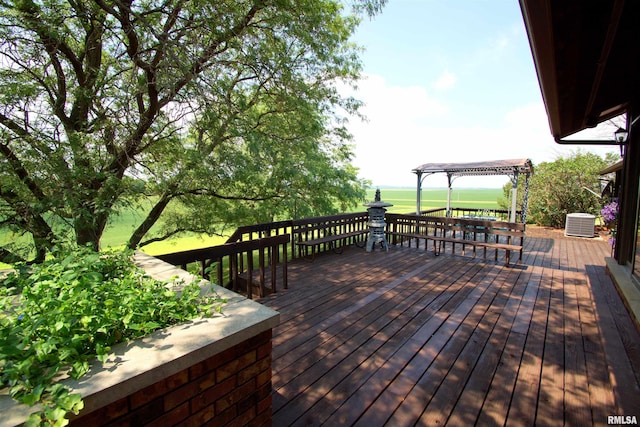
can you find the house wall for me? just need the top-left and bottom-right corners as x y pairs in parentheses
(617, 109), (640, 269)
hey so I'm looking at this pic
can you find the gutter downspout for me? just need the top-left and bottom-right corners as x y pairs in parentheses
(554, 136), (626, 146)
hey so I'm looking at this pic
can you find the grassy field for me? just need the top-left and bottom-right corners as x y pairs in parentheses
(1, 187), (504, 259)
(371, 187), (503, 213)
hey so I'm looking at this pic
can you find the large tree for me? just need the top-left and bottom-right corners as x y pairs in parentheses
(0, 0), (384, 261)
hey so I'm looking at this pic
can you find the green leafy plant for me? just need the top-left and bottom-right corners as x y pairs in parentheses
(0, 245), (225, 426)
(525, 151), (619, 227)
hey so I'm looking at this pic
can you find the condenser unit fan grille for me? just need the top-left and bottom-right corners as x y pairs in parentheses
(565, 213), (596, 238)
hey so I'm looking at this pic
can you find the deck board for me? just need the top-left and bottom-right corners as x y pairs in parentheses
(258, 226), (640, 426)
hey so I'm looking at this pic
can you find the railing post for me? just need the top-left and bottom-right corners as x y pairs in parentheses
(247, 250), (254, 299)
(282, 241), (288, 289)
(259, 244), (265, 297)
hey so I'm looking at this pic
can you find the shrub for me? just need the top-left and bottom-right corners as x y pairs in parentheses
(526, 151), (618, 228)
(0, 245), (225, 426)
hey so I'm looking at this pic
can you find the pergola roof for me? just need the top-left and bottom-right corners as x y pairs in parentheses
(413, 158), (533, 178)
(412, 159), (533, 223)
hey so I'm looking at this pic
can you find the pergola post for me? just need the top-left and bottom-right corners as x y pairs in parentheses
(416, 171), (422, 215)
(510, 171), (519, 223)
(522, 173), (530, 224)
(447, 173), (453, 217)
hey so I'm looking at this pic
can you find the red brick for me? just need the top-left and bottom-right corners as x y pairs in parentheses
(101, 397), (129, 421)
(255, 383), (271, 402)
(237, 392), (257, 416)
(228, 405), (256, 427)
(248, 330), (271, 348)
(129, 381), (166, 410)
(110, 396), (163, 426)
(129, 369), (189, 409)
(70, 397), (129, 426)
(145, 401), (190, 427)
(215, 378), (257, 413)
(216, 350), (256, 382)
(164, 370), (215, 411)
(253, 407), (273, 427)
(177, 404), (215, 427)
(166, 369), (190, 390)
(256, 340), (272, 360)
(257, 392), (272, 416)
(71, 330), (275, 427)
(205, 404), (237, 426)
(189, 351), (228, 380)
(190, 375), (236, 413)
(238, 357), (271, 385)
(256, 367), (271, 388)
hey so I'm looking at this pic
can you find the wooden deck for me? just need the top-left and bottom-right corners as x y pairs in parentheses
(257, 226), (640, 426)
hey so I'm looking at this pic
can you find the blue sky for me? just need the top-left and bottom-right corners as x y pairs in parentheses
(345, 0), (619, 188)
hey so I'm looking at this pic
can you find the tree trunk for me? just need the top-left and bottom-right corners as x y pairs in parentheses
(74, 202), (111, 251)
(127, 193), (173, 249)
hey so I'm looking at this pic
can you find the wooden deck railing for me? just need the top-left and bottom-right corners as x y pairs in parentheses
(155, 209), (524, 297)
(155, 213), (370, 297)
(155, 235), (289, 299)
(291, 212), (369, 259)
(419, 207), (521, 221)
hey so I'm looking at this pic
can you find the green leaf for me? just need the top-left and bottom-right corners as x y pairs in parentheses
(71, 361), (89, 379)
(83, 272), (103, 282)
(80, 315), (94, 328)
(143, 321), (161, 330)
(24, 413), (43, 427)
(58, 393), (84, 413)
(122, 313), (133, 327)
(21, 384), (45, 406)
(43, 407), (68, 425)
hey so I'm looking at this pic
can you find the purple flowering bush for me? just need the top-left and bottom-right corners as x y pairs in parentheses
(601, 200), (618, 246)
(601, 200), (618, 224)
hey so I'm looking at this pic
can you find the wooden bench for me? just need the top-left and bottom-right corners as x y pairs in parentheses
(292, 216), (369, 260)
(388, 215), (525, 265)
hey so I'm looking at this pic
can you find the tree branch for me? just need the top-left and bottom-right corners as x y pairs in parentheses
(0, 248), (27, 265)
(137, 228), (192, 248)
(0, 126), (48, 202)
(163, 0), (268, 105)
(127, 190), (174, 249)
(181, 188), (280, 202)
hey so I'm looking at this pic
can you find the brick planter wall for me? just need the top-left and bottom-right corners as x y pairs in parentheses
(0, 253), (279, 427)
(70, 330), (273, 426)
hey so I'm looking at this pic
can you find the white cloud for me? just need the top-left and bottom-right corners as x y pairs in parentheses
(432, 70), (457, 91)
(352, 74), (449, 122)
(344, 76), (618, 189)
(343, 74), (450, 187)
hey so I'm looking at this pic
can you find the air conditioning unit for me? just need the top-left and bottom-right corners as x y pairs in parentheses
(565, 213), (596, 237)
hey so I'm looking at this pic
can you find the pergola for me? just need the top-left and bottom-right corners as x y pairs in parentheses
(412, 158), (534, 223)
